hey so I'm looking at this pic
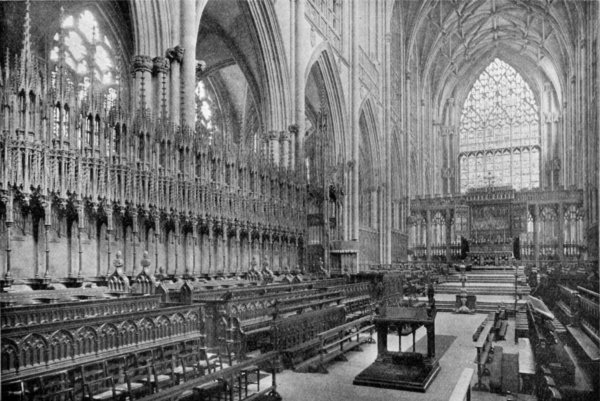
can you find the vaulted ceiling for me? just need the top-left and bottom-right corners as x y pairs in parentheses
(398, 0), (588, 109)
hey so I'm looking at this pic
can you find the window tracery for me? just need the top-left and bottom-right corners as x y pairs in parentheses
(195, 80), (223, 145)
(459, 58), (540, 192)
(50, 10), (119, 105)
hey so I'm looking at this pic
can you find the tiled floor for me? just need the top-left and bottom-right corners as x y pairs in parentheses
(276, 312), (529, 401)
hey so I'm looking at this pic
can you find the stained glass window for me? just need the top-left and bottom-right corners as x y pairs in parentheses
(49, 10), (119, 106)
(459, 58), (540, 192)
(195, 80), (222, 145)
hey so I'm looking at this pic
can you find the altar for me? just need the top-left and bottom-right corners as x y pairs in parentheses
(469, 243), (514, 265)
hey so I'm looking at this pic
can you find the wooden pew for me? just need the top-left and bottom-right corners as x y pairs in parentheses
(294, 315), (374, 373)
(1, 300), (204, 383)
(204, 287), (344, 350)
(473, 317), (494, 391)
(277, 306), (346, 370)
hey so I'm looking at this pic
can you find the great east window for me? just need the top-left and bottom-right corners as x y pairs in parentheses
(459, 58), (540, 192)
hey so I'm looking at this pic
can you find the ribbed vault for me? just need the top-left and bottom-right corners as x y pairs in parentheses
(401, 0), (585, 112)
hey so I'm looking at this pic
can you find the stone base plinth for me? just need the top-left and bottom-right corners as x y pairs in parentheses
(353, 351), (440, 392)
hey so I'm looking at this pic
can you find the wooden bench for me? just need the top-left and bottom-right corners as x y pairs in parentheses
(276, 307), (346, 369)
(281, 338), (322, 370)
(294, 315), (374, 373)
(472, 319), (488, 342)
(473, 318), (494, 391)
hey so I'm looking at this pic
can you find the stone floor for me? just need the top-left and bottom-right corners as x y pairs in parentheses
(276, 312), (536, 401)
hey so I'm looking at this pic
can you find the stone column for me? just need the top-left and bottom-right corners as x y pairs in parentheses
(44, 203), (51, 278)
(295, 0), (307, 171)
(384, 31), (392, 264)
(280, 132), (290, 169)
(77, 202), (84, 278)
(351, 0), (360, 242)
(166, 46), (184, 125)
(269, 132), (280, 165)
(2, 191), (14, 283)
(180, 0), (196, 128)
(131, 55), (153, 112)
(104, 210), (114, 276)
(153, 57), (170, 119)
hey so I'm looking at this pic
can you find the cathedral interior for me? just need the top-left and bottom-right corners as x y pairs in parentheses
(0, 0), (598, 400)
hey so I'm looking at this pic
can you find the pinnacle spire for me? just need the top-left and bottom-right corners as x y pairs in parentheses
(19, 0), (32, 90)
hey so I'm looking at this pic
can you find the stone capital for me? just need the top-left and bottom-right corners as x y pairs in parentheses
(131, 55), (153, 74)
(280, 131), (291, 142)
(152, 57), (170, 74)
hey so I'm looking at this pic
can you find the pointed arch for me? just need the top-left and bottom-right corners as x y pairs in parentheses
(304, 42), (349, 160)
(358, 97), (381, 180)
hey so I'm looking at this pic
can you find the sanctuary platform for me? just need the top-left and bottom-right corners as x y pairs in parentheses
(430, 265), (530, 314)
